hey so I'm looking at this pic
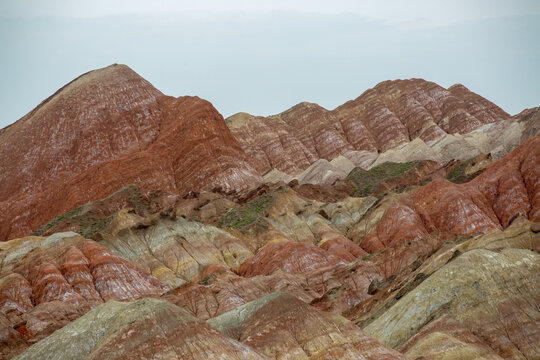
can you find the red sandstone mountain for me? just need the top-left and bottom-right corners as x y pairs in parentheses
(360, 136), (540, 252)
(1, 63), (539, 360)
(0, 64), (261, 241)
(227, 79), (510, 174)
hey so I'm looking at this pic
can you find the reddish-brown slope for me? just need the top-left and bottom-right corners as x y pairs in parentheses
(362, 136), (540, 252)
(228, 79), (510, 174)
(0, 64), (261, 241)
(0, 232), (169, 352)
(237, 241), (343, 277)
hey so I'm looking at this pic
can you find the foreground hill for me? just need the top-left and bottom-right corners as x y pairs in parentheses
(0, 64), (261, 241)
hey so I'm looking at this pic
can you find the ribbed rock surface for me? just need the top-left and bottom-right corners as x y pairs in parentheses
(401, 315), (504, 360)
(14, 298), (266, 360)
(237, 242), (343, 277)
(208, 292), (406, 360)
(164, 229), (452, 320)
(0, 64), (261, 241)
(97, 214), (255, 288)
(362, 136), (540, 252)
(364, 248), (540, 359)
(163, 268), (319, 320)
(228, 79), (510, 175)
(0, 232), (168, 356)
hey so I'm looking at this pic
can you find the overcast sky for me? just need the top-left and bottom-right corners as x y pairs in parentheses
(1, 0), (539, 128)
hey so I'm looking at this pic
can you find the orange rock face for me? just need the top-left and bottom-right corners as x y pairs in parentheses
(0, 64), (261, 241)
(362, 136), (540, 252)
(228, 79), (509, 174)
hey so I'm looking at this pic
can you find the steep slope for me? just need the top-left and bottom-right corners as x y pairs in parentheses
(228, 79), (510, 175)
(0, 64), (261, 241)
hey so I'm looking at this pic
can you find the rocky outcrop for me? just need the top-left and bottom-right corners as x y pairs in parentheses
(208, 292), (406, 359)
(401, 315), (505, 360)
(515, 106), (540, 143)
(364, 248), (540, 359)
(229, 79), (510, 177)
(14, 298), (266, 360)
(0, 313), (28, 360)
(0, 64), (261, 241)
(0, 232), (168, 356)
(360, 136), (540, 252)
(97, 214), (255, 288)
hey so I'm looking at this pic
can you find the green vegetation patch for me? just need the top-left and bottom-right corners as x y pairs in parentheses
(122, 185), (151, 212)
(362, 249), (383, 261)
(78, 215), (113, 238)
(33, 206), (84, 236)
(347, 161), (418, 197)
(219, 193), (274, 229)
(446, 159), (483, 184)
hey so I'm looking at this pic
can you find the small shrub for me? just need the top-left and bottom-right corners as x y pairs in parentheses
(78, 215), (113, 238)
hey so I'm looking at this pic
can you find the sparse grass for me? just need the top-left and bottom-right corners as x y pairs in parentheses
(198, 276), (211, 285)
(219, 193), (273, 229)
(33, 206), (84, 236)
(32, 184), (150, 239)
(78, 215), (113, 238)
(447, 159), (483, 184)
(123, 185), (151, 211)
(362, 249), (383, 261)
(347, 161), (418, 197)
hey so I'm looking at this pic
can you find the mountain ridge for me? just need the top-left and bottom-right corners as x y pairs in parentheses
(1, 64), (539, 359)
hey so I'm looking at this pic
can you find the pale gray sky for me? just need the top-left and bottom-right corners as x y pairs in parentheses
(1, 0), (539, 128)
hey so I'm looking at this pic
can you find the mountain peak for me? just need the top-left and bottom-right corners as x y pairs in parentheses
(0, 66), (262, 241)
(225, 112), (256, 128)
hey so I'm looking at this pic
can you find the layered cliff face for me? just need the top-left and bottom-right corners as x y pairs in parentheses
(365, 248), (540, 359)
(0, 64), (261, 242)
(228, 79), (511, 176)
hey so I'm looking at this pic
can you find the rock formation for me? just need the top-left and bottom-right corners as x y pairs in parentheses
(0, 64), (261, 242)
(228, 79), (511, 177)
(208, 292), (406, 359)
(364, 248), (540, 358)
(13, 298), (266, 360)
(2, 63), (540, 360)
(361, 136), (540, 252)
(0, 232), (168, 356)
